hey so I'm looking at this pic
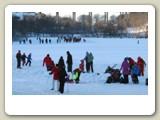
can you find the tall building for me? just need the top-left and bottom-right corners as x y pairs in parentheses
(56, 12), (59, 23)
(72, 12), (76, 22)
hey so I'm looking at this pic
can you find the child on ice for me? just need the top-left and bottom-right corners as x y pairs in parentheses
(79, 60), (84, 73)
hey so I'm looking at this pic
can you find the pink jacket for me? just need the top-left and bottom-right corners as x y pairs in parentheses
(121, 60), (130, 75)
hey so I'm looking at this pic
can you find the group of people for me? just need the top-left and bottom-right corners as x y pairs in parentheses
(120, 56), (146, 84)
(42, 50), (95, 93)
(43, 51), (82, 94)
(19, 39), (32, 44)
(16, 49), (147, 93)
(16, 50), (32, 68)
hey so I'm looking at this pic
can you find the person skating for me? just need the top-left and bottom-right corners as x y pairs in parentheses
(21, 53), (27, 66)
(26, 53), (32, 66)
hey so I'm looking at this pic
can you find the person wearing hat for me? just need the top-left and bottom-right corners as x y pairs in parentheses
(120, 57), (130, 84)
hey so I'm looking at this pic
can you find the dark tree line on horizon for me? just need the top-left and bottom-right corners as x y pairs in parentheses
(12, 12), (148, 39)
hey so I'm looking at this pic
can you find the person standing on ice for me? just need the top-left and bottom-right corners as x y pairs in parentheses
(90, 52), (94, 73)
(49, 64), (60, 91)
(131, 62), (139, 84)
(25, 53), (32, 66)
(43, 54), (53, 71)
(79, 60), (84, 73)
(58, 66), (67, 94)
(16, 50), (22, 69)
(128, 57), (135, 74)
(21, 53), (27, 66)
(66, 51), (73, 72)
(120, 57), (130, 84)
(58, 56), (65, 68)
(137, 56), (146, 76)
(84, 52), (91, 73)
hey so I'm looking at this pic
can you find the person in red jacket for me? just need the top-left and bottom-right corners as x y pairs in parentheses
(79, 60), (84, 73)
(128, 57), (135, 74)
(49, 64), (60, 91)
(137, 56), (146, 76)
(43, 54), (53, 71)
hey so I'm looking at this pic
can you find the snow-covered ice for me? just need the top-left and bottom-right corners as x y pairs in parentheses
(12, 37), (148, 95)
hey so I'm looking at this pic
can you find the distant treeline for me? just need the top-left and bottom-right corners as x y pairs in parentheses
(12, 12), (148, 39)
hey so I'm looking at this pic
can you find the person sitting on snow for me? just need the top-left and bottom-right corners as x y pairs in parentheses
(72, 68), (81, 84)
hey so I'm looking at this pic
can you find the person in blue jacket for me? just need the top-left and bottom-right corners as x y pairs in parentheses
(131, 62), (139, 84)
(26, 53), (32, 66)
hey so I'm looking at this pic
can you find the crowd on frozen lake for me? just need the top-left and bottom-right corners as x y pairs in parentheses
(12, 37), (148, 95)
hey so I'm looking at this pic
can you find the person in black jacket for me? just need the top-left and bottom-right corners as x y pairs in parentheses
(66, 51), (73, 72)
(16, 50), (22, 68)
(58, 56), (65, 68)
(59, 66), (67, 94)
